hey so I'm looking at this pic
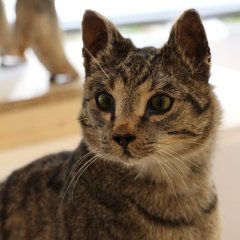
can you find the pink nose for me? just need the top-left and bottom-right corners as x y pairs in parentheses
(112, 134), (136, 147)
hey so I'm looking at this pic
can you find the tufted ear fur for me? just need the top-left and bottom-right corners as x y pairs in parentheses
(82, 10), (132, 74)
(168, 9), (211, 75)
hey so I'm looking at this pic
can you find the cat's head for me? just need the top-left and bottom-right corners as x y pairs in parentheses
(79, 9), (221, 179)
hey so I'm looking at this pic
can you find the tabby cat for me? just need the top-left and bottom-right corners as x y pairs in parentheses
(0, 9), (221, 240)
(0, 0), (78, 83)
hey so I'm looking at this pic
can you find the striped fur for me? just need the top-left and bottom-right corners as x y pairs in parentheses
(0, 9), (221, 239)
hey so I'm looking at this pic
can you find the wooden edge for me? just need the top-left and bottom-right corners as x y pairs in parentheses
(0, 80), (83, 114)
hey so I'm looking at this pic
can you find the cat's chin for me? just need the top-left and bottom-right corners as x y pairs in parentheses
(99, 153), (133, 163)
(96, 150), (141, 164)
(99, 153), (185, 183)
(99, 151), (153, 166)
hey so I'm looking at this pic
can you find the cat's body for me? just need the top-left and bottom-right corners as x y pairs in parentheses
(0, 143), (219, 240)
(0, 9), (221, 239)
(0, 0), (78, 82)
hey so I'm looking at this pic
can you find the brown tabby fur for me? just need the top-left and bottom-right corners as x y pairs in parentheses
(0, 9), (221, 240)
(0, 0), (78, 80)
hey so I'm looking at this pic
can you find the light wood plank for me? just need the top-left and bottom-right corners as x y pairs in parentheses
(0, 81), (83, 149)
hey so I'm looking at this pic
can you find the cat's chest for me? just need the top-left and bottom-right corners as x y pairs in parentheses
(119, 195), (189, 240)
(68, 158), (198, 239)
(64, 171), (201, 240)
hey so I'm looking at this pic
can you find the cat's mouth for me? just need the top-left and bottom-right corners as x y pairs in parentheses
(123, 148), (133, 159)
(108, 147), (135, 162)
(120, 146), (145, 162)
(100, 140), (144, 162)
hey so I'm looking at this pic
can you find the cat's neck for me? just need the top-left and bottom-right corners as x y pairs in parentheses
(73, 141), (215, 220)
(76, 140), (214, 192)
(128, 144), (213, 191)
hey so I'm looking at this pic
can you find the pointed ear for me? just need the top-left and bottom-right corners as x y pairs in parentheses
(168, 9), (211, 70)
(82, 10), (125, 63)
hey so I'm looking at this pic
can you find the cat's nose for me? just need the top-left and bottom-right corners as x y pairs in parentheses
(112, 134), (136, 147)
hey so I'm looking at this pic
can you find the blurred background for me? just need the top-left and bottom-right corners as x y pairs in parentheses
(0, 1), (240, 239)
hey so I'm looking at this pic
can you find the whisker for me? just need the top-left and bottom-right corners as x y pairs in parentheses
(161, 147), (201, 168)
(188, 141), (208, 147)
(152, 156), (184, 216)
(57, 149), (99, 216)
(155, 154), (196, 208)
(71, 155), (99, 205)
(157, 149), (190, 173)
(157, 150), (186, 175)
(64, 150), (97, 189)
(83, 47), (111, 81)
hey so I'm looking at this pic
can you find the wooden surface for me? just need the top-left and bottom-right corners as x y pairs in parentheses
(0, 80), (83, 150)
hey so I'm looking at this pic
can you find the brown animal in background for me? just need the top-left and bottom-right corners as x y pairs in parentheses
(0, 9), (221, 239)
(0, 0), (19, 57)
(0, 0), (78, 83)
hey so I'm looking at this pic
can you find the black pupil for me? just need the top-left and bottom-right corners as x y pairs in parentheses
(98, 93), (113, 111)
(150, 95), (171, 112)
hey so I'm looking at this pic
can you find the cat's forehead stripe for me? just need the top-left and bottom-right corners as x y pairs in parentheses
(115, 47), (158, 86)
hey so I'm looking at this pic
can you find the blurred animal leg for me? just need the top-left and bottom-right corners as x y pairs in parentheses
(16, 0), (79, 83)
(33, 15), (79, 83)
(0, 0), (9, 55)
(0, 0), (25, 66)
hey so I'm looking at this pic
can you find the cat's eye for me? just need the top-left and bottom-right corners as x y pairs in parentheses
(95, 92), (115, 112)
(148, 94), (173, 113)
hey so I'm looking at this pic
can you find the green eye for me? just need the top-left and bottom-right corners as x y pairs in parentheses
(96, 92), (115, 112)
(149, 94), (173, 113)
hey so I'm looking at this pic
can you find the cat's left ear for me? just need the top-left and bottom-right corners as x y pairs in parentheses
(168, 9), (211, 71)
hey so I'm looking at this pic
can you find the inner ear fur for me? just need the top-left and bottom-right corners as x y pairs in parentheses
(168, 9), (211, 69)
(82, 10), (126, 60)
(81, 10), (134, 77)
(82, 10), (109, 57)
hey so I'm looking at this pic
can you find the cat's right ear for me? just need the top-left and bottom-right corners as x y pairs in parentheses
(82, 10), (129, 70)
